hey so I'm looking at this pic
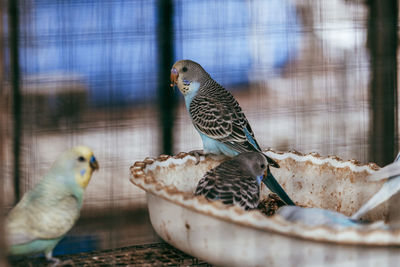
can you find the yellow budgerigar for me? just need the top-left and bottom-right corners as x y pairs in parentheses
(6, 146), (99, 265)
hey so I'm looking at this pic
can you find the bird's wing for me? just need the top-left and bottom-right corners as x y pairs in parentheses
(195, 169), (220, 199)
(6, 194), (80, 246)
(190, 90), (279, 167)
(190, 93), (261, 153)
(278, 206), (360, 229)
(368, 161), (400, 181)
(195, 164), (260, 210)
(233, 178), (260, 210)
(351, 177), (400, 220)
(351, 154), (400, 220)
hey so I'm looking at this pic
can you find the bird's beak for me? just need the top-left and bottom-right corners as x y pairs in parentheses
(170, 67), (179, 87)
(90, 155), (99, 170)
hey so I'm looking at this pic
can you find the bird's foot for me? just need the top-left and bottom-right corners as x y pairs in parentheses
(46, 251), (74, 267)
(46, 257), (60, 267)
(188, 150), (206, 165)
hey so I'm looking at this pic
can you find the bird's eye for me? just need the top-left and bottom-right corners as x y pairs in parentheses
(78, 156), (86, 162)
(182, 66), (188, 72)
(260, 164), (265, 169)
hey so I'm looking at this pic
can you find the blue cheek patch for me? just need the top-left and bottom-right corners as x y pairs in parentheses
(80, 169), (86, 176)
(90, 156), (96, 164)
(256, 175), (263, 186)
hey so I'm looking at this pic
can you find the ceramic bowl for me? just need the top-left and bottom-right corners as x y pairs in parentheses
(130, 151), (400, 267)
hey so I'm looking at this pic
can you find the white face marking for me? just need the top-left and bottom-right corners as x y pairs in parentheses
(179, 79), (200, 95)
(187, 81), (200, 93)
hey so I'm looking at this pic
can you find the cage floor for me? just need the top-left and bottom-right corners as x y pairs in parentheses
(9, 242), (211, 266)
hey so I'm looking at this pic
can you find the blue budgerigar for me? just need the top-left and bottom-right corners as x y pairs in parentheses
(195, 152), (268, 210)
(351, 152), (400, 220)
(6, 146), (99, 266)
(277, 206), (379, 230)
(171, 59), (295, 205)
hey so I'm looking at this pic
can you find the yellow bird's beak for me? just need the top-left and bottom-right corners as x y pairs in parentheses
(170, 67), (179, 87)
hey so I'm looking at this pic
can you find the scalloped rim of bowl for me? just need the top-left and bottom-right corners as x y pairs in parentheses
(130, 150), (400, 246)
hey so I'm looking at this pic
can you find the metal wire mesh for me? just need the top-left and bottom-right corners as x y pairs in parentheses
(1, 0), (398, 263)
(10, 243), (211, 266)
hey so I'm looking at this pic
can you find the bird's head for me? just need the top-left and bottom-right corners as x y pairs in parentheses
(236, 152), (269, 178)
(170, 59), (210, 95)
(51, 146), (99, 189)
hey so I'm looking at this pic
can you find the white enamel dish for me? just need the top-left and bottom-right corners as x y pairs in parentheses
(130, 151), (400, 267)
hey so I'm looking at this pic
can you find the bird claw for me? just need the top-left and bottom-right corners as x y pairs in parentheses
(188, 150), (206, 165)
(47, 257), (60, 267)
(45, 251), (74, 267)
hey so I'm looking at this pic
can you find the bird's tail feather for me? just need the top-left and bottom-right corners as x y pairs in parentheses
(368, 152), (400, 181)
(261, 153), (280, 168)
(263, 167), (295, 206)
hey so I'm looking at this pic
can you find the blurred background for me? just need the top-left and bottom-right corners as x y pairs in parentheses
(0, 0), (398, 261)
